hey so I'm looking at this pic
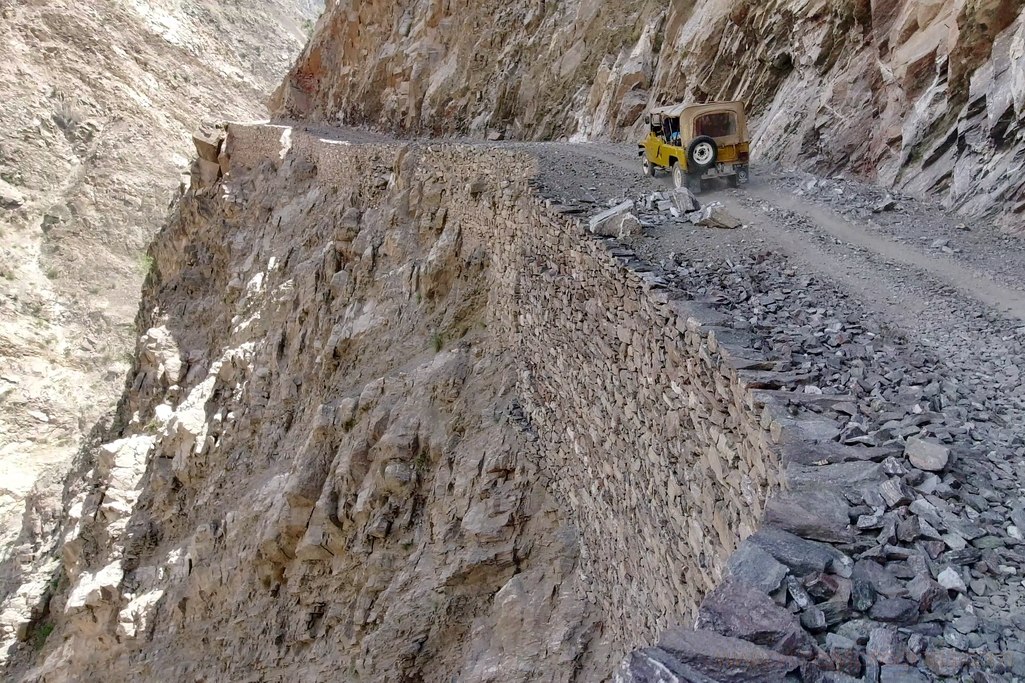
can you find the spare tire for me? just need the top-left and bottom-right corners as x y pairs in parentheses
(687, 136), (718, 173)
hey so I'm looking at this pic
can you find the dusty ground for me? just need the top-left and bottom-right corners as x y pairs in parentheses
(532, 142), (1025, 323)
(0, 0), (320, 594)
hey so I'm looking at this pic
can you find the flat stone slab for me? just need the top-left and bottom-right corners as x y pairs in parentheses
(785, 461), (886, 496)
(657, 628), (802, 682)
(764, 489), (854, 543)
(748, 526), (849, 577)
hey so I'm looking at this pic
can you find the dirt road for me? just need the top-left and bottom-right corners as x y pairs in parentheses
(533, 142), (1025, 325)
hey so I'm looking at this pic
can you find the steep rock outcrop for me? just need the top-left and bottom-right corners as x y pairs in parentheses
(274, 0), (1025, 225)
(7, 123), (799, 679)
(6, 129), (609, 680)
(0, 0), (322, 645)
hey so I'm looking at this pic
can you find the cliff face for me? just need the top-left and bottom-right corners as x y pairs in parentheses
(0, 0), (321, 633)
(7, 129), (609, 680)
(273, 0), (1025, 225)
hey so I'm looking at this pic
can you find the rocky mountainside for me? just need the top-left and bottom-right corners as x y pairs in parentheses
(274, 0), (1025, 226)
(0, 0), (319, 661)
(7, 0), (1025, 681)
(5, 126), (612, 681)
(16, 121), (1025, 682)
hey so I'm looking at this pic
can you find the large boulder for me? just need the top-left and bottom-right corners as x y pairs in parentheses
(590, 202), (643, 239)
(657, 628), (803, 682)
(747, 526), (850, 576)
(597, 212), (642, 239)
(696, 579), (816, 657)
(726, 540), (789, 593)
(589, 200), (634, 232)
(687, 202), (743, 229)
(764, 489), (854, 543)
(670, 187), (700, 214)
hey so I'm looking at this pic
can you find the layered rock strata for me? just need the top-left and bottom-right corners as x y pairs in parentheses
(274, 0), (1025, 226)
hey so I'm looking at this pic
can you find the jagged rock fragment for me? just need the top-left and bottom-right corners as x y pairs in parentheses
(687, 203), (742, 229)
(904, 437), (950, 472)
(657, 628), (802, 682)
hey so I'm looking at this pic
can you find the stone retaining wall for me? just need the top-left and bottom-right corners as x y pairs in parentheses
(224, 123), (792, 650)
(487, 193), (787, 643)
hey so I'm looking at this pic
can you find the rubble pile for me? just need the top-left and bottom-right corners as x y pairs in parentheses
(615, 250), (1025, 681)
(589, 188), (745, 237)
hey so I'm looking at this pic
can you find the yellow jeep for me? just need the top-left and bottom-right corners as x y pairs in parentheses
(638, 101), (751, 192)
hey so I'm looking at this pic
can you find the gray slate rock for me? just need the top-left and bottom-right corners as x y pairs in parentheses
(748, 526), (848, 576)
(905, 437), (950, 472)
(785, 461), (885, 496)
(696, 580), (815, 657)
(670, 187), (700, 214)
(826, 633), (862, 677)
(852, 560), (905, 598)
(657, 628), (802, 682)
(588, 200), (634, 232)
(907, 573), (946, 611)
(937, 566), (967, 593)
(726, 540), (789, 594)
(867, 627), (904, 665)
(923, 647), (969, 676)
(880, 478), (913, 507)
(688, 203), (743, 229)
(869, 597), (919, 624)
(593, 211), (643, 239)
(764, 489), (854, 543)
(799, 607), (827, 631)
(613, 648), (719, 683)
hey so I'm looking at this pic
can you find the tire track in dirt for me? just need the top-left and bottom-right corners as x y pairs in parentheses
(742, 187), (1025, 321)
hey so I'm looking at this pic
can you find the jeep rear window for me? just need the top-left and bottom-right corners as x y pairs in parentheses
(694, 112), (737, 138)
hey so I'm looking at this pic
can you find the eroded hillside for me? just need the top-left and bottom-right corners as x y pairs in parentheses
(0, 0), (320, 645)
(5, 127), (615, 681)
(7, 0), (1025, 680)
(274, 0), (1025, 225)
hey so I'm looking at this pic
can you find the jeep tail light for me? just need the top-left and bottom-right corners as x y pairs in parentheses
(738, 150), (749, 162)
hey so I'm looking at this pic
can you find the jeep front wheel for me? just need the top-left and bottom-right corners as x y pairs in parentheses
(642, 157), (653, 177)
(672, 163), (685, 189)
